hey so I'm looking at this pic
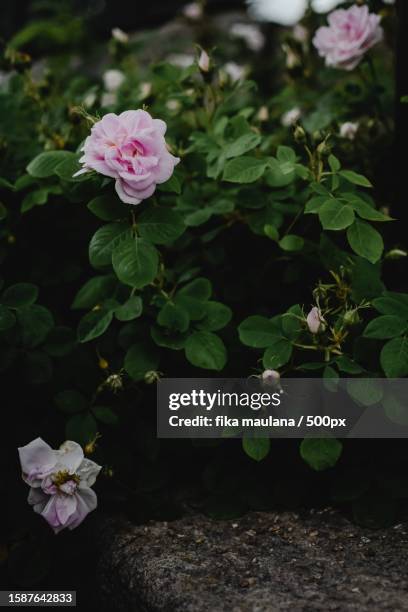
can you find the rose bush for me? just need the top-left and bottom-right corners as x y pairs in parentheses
(0, 0), (406, 553)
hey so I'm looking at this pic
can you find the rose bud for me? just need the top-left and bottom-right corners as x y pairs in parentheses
(306, 306), (326, 334)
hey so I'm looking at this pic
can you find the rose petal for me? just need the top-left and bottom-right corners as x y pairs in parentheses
(77, 458), (102, 488)
(55, 440), (84, 473)
(67, 488), (98, 530)
(18, 438), (57, 486)
(55, 493), (78, 525)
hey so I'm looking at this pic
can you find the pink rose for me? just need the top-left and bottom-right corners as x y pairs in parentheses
(312, 5), (383, 71)
(18, 438), (101, 533)
(75, 110), (180, 205)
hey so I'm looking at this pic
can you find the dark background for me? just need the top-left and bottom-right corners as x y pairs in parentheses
(1, 0), (244, 40)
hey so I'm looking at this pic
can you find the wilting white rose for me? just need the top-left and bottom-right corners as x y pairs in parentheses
(18, 438), (101, 534)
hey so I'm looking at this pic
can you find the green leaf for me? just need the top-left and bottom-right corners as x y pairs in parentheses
(138, 207), (185, 244)
(298, 362), (326, 371)
(196, 301), (232, 331)
(279, 234), (304, 251)
(0, 305), (15, 331)
(335, 355), (363, 374)
(380, 337), (408, 377)
(383, 393), (408, 425)
(262, 339), (292, 369)
(115, 296), (143, 321)
(344, 194), (392, 222)
(339, 170), (372, 188)
(372, 293), (408, 319)
(178, 278), (212, 300)
(0, 202), (7, 220)
(151, 326), (188, 350)
(224, 133), (261, 159)
(323, 365), (339, 392)
(89, 223), (129, 268)
(238, 315), (281, 348)
(328, 154), (341, 172)
(264, 224), (279, 241)
(223, 157), (268, 184)
(363, 315), (407, 339)
(27, 151), (74, 178)
(158, 301), (190, 332)
(17, 305), (54, 348)
(78, 309), (113, 343)
(347, 220), (383, 263)
(55, 389), (88, 414)
(112, 235), (159, 288)
(351, 258), (385, 302)
(2, 283), (38, 308)
(184, 209), (212, 227)
(304, 196), (327, 214)
(157, 174), (182, 194)
(66, 412), (98, 447)
(318, 200), (355, 230)
(265, 158), (295, 187)
(124, 343), (159, 381)
(172, 278), (210, 317)
(300, 438), (343, 471)
(174, 296), (206, 321)
(87, 195), (126, 221)
(276, 146), (296, 164)
(92, 405), (118, 425)
(346, 379), (383, 406)
(242, 437), (271, 462)
(185, 331), (227, 371)
(0, 177), (15, 191)
(54, 153), (88, 182)
(72, 276), (116, 310)
(21, 189), (49, 212)
(282, 305), (303, 339)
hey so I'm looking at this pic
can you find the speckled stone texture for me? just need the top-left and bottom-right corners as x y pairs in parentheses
(95, 510), (408, 612)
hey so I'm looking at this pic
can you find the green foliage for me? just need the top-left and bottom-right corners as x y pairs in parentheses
(185, 331), (227, 371)
(300, 438), (343, 471)
(242, 437), (271, 461)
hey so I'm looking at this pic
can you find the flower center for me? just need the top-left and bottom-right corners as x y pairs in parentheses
(52, 470), (80, 488)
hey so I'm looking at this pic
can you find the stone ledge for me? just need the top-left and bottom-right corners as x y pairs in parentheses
(95, 510), (408, 611)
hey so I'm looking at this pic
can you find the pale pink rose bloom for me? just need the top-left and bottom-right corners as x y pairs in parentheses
(312, 5), (383, 71)
(183, 2), (203, 20)
(339, 121), (359, 140)
(281, 107), (301, 127)
(262, 369), (280, 385)
(261, 370), (282, 393)
(306, 307), (325, 334)
(74, 110), (180, 205)
(18, 438), (101, 534)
